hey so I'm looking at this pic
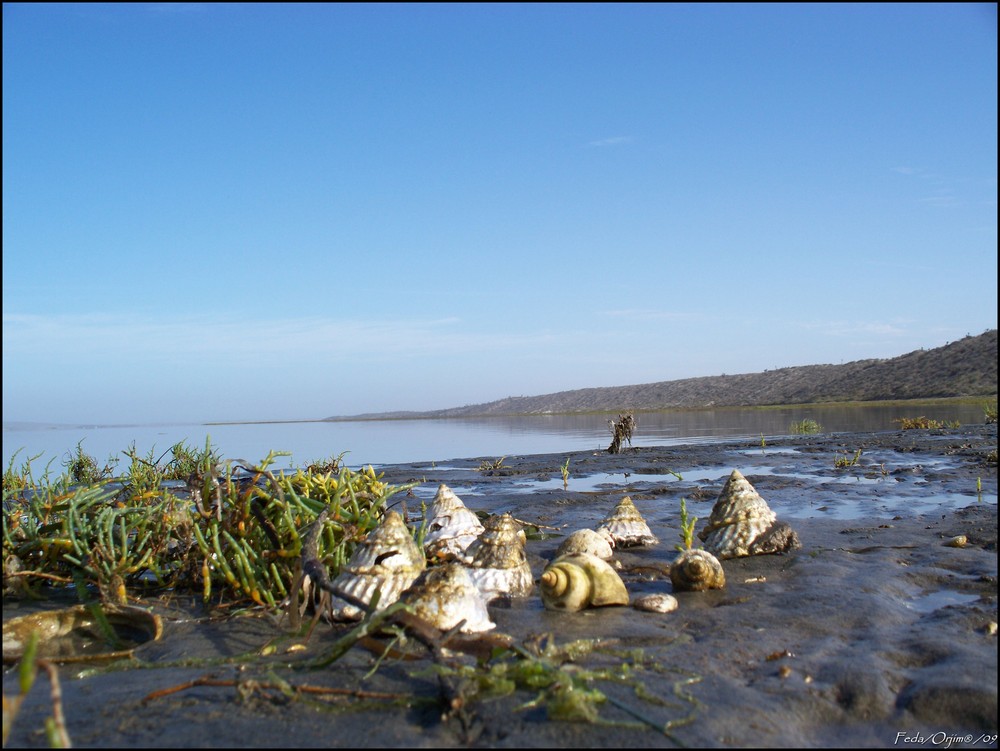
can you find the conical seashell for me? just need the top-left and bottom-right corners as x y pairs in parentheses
(328, 510), (426, 621)
(555, 529), (615, 561)
(422, 484), (485, 562)
(465, 513), (534, 600)
(669, 548), (726, 592)
(596, 496), (659, 547)
(399, 563), (496, 633)
(539, 553), (629, 612)
(698, 470), (800, 559)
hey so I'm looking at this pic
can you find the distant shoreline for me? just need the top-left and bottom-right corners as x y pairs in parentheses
(5, 395), (995, 432)
(213, 395), (995, 426)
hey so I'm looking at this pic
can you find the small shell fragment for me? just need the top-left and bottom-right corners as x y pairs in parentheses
(596, 496), (659, 548)
(943, 535), (968, 548)
(632, 593), (679, 613)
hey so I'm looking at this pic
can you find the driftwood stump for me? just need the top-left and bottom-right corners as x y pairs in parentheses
(607, 413), (636, 454)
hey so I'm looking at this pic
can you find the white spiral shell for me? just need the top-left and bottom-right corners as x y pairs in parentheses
(539, 553), (629, 612)
(327, 510), (426, 621)
(422, 484), (485, 562)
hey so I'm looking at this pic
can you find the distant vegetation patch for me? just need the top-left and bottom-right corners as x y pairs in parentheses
(790, 419), (823, 435)
(984, 402), (997, 424)
(893, 416), (961, 430)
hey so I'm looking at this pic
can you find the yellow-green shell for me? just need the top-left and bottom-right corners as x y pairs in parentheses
(539, 552), (629, 612)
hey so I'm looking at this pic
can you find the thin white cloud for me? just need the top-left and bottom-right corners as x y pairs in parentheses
(918, 194), (961, 207)
(600, 308), (699, 322)
(797, 320), (910, 337)
(587, 136), (633, 147)
(146, 3), (208, 14)
(862, 258), (934, 273)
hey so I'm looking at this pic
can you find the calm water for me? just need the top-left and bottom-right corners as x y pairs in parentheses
(2, 403), (989, 474)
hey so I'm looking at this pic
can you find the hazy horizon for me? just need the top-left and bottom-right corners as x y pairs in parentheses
(4, 4), (997, 425)
(5, 328), (995, 430)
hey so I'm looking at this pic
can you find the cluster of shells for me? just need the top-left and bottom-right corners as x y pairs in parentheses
(545, 473), (800, 606)
(326, 485), (534, 633)
(322, 471), (799, 629)
(541, 495), (657, 613)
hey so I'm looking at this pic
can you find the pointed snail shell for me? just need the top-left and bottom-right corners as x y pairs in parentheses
(328, 510), (425, 620)
(597, 496), (659, 547)
(699, 469), (797, 559)
(463, 513), (534, 599)
(539, 552), (629, 612)
(423, 484), (485, 562)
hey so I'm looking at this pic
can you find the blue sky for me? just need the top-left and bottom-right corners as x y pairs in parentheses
(3, 3), (997, 425)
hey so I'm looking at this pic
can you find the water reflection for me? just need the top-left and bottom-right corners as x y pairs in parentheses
(3, 402), (989, 472)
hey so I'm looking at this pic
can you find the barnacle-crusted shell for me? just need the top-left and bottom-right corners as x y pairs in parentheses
(400, 563), (496, 633)
(596, 496), (659, 547)
(465, 513), (534, 600)
(328, 510), (426, 621)
(555, 529), (615, 561)
(539, 552), (629, 612)
(698, 470), (800, 559)
(633, 593), (679, 613)
(422, 484), (485, 562)
(670, 548), (726, 592)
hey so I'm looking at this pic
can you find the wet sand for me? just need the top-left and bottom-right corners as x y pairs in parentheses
(3, 425), (997, 748)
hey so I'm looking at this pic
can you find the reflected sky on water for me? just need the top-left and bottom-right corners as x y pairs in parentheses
(3, 402), (990, 473)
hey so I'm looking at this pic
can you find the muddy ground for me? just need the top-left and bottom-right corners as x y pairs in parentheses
(3, 425), (997, 748)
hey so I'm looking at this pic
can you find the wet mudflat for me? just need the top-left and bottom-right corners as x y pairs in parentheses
(3, 425), (997, 748)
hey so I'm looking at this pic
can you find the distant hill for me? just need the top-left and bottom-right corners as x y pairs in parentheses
(326, 329), (998, 420)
